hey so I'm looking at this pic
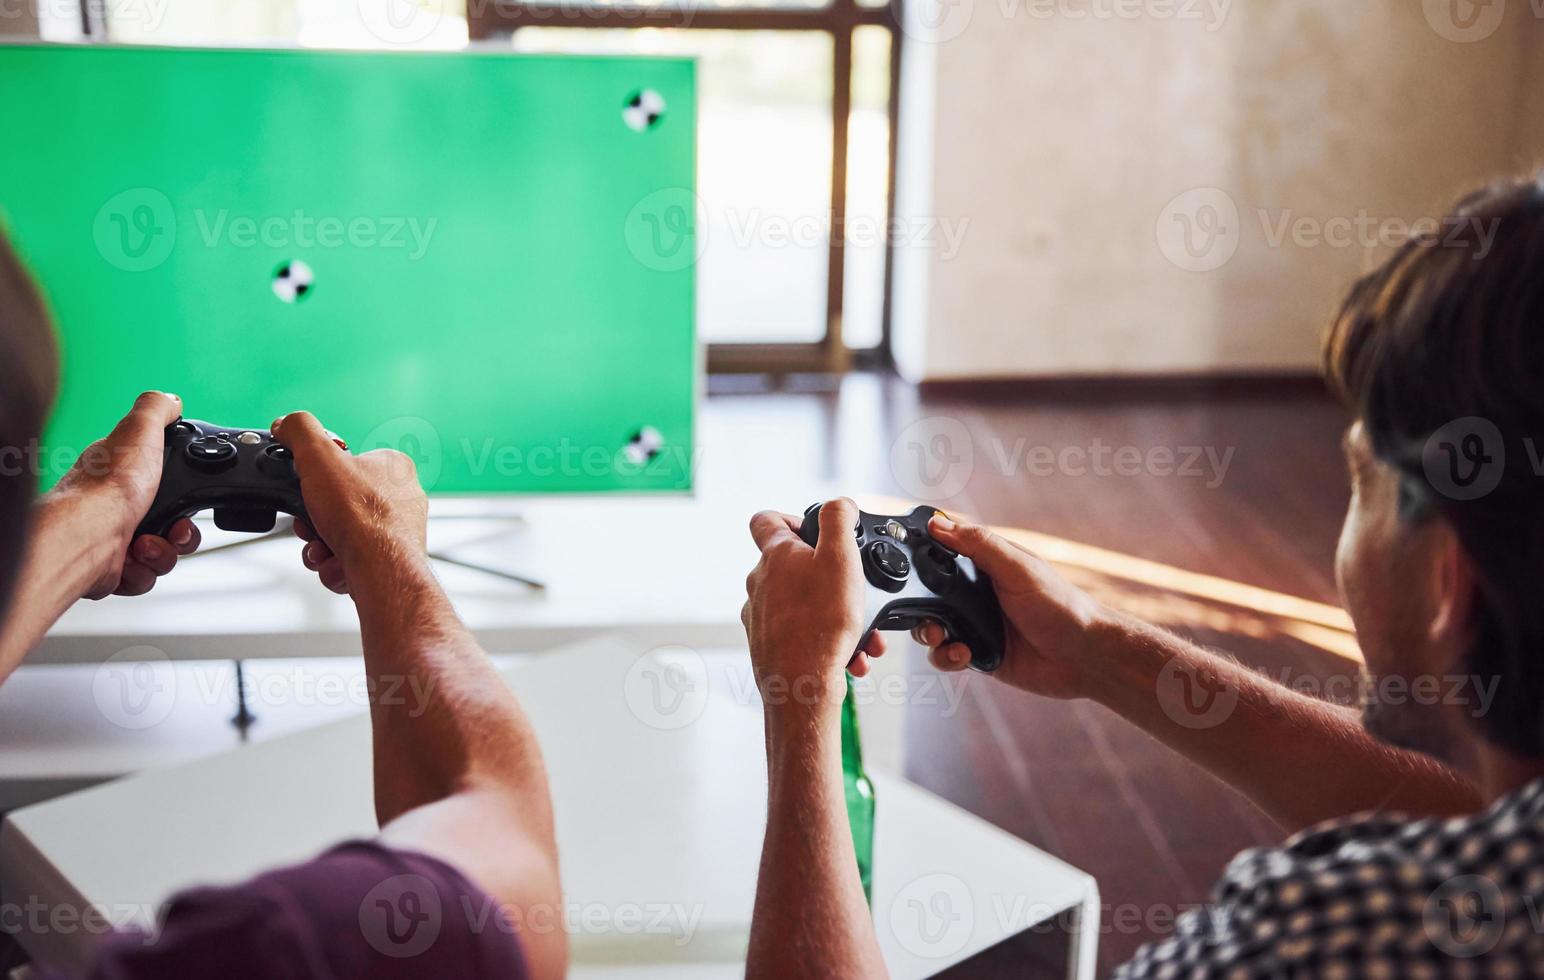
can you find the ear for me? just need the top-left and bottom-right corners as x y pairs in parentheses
(1428, 521), (1477, 657)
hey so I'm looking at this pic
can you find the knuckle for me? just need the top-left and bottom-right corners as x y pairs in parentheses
(373, 448), (417, 472)
(280, 411), (319, 434)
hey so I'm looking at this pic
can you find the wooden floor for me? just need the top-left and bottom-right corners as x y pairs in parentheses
(704, 372), (1354, 976)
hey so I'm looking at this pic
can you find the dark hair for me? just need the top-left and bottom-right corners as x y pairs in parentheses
(0, 229), (58, 623)
(1325, 173), (1544, 757)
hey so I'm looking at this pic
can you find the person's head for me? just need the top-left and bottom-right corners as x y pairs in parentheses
(1327, 173), (1544, 766)
(0, 230), (59, 623)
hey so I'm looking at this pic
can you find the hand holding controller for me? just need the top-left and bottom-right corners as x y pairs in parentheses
(798, 502), (1006, 672)
(135, 418), (308, 538)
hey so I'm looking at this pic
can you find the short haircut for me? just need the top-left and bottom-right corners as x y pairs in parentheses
(0, 229), (59, 624)
(1325, 173), (1544, 756)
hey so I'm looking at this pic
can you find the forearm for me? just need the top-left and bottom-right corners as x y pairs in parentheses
(0, 493), (119, 680)
(1086, 612), (1481, 830)
(349, 546), (566, 978)
(749, 703), (886, 980)
(348, 546), (552, 838)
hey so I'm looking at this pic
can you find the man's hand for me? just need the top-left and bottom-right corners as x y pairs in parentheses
(911, 512), (1109, 699)
(44, 391), (200, 599)
(271, 411), (428, 596)
(742, 498), (888, 715)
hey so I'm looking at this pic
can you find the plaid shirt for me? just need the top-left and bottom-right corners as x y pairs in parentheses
(1118, 779), (1544, 978)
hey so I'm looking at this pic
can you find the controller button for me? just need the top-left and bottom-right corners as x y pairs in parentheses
(884, 520), (908, 542)
(863, 540), (910, 593)
(258, 443), (296, 477)
(872, 542), (909, 576)
(236, 431), (263, 445)
(185, 436), (238, 471)
(170, 420), (199, 438)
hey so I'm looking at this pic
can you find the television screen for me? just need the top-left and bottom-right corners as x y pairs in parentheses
(0, 44), (697, 494)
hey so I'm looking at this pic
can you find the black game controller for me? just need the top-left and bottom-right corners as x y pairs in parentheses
(135, 418), (308, 538)
(799, 503), (1006, 672)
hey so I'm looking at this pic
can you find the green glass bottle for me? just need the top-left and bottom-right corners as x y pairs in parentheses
(841, 676), (876, 904)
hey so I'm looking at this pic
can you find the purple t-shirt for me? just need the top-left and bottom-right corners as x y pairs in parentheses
(58, 841), (528, 979)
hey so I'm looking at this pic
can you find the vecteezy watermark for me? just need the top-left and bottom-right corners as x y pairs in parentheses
(625, 187), (706, 273)
(308, 417), (696, 491)
(721, 665), (973, 717)
(889, 873), (976, 959)
(1156, 188), (1503, 271)
(358, 416), (446, 491)
(1422, 0), (1510, 43)
(93, 188), (178, 273)
(92, 647), (178, 731)
(360, 874), (444, 958)
(891, 416), (976, 503)
(1413, 416), (1544, 502)
(497, 898), (704, 947)
(90, 189), (441, 271)
(458, 437), (697, 487)
(997, 0), (1231, 28)
(357, 880), (706, 960)
(192, 210), (438, 260)
(889, 416), (1237, 504)
(90, 653), (442, 730)
(1422, 416), (1507, 502)
(0, 896), (166, 943)
(0, 428), (698, 492)
(357, 0), (446, 46)
(1155, 657), (1240, 730)
(721, 210), (970, 262)
(1155, 187), (1241, 273)
(1256, 209), (1499, 258)
(900, 0), (1232, 45)
(1424, 874), (1506, 957)
(1163, 664), (1504, 733)
(24, 0), (169, 32)
(623, 191), (969, 271)
(987, 438), (1234, 488)
(623, 646), (711, 730)
(1298, 668), (1503, 723)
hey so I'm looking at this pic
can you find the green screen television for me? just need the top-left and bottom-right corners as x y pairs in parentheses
(0, 44), (697, 494)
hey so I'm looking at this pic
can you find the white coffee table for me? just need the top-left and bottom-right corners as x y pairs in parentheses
(0, 635), (1099, 979)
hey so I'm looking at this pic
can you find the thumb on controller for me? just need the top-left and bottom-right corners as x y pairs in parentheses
(271, 411), (347, 478)
(927, 512), (1027, 583)
(815, 496), (860, 565)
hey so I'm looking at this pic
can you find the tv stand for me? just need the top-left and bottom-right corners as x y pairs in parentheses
(185, 514), (547, 589)
(185, 513), (545, 733)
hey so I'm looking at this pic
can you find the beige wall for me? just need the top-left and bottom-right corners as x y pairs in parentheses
(892, 1), (1544, 381)
(0, 0), (39, 37)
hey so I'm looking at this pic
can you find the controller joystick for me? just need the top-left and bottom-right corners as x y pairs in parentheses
(863, 540), (911, 592)
(915, 544), (961, 595)
(136, 417), (310, 538)
(799, 502), (1006, 672)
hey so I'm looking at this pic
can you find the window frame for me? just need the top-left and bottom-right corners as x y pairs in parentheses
(470, 0), (903, 373)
